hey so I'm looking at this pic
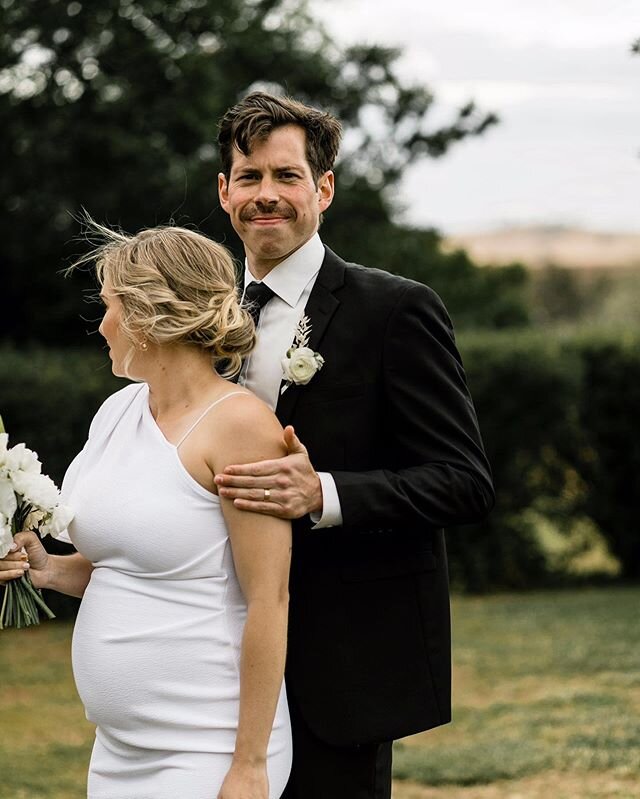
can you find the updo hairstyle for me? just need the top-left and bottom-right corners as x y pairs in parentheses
(80, 222), (254, 377)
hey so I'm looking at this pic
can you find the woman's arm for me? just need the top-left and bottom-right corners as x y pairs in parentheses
(210, 396), (291, 799)
(0, 531), (93, 598)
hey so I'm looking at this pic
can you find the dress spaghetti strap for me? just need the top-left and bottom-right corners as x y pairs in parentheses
(176, 392), (249, 449)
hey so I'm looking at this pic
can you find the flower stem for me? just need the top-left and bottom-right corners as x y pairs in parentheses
(0, 575), (56, 630)
(19, 574), (56, 620)
(0, 584), (8, 630)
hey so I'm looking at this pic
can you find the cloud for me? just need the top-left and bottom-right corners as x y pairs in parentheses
(313, 0), (640, 51)
(437, 80), (633, 108)
(311, 0), (640, 233)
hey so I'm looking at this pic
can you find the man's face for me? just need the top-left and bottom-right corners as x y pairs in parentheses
(218, 124), (334, 275)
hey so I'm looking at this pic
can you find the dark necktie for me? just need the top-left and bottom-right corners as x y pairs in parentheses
(244, 281), (275, 327)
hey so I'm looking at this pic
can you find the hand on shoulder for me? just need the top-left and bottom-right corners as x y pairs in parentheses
(212, 393), (323, 520)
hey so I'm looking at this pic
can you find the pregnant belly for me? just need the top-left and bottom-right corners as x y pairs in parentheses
(72, 567), (245, 750)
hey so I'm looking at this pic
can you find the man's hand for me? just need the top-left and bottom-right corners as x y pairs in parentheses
(215, 426), (323, 519)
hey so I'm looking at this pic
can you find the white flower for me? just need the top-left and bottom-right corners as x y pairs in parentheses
(0, 473), (18, 520)
(0, 433), (8, 468)
(0, 519), (13, 558)
(0, 513), (14, 559)
(24, 508), (46, 531)
(280, 314), (325, 393)
(39, 504), (74, 539)
(5, 442), (42, 476)
(11, 471), (60, 511)
(281, 346), (325, 386)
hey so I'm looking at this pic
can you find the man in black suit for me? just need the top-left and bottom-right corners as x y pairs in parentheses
(214, 92), (494, 799)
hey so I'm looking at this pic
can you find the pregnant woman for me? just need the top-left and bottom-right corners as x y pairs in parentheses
(0, 224), (292, 798)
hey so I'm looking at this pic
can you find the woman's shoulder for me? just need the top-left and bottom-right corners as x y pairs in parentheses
(203, 388), (283, 451)
(213, 388), (279, 429)
(88, 382), (146, 438)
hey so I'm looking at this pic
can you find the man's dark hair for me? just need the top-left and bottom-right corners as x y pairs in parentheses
(217, 92), (342, 183)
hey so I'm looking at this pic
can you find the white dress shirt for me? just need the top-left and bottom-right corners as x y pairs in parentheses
(239, 233), (342, 529)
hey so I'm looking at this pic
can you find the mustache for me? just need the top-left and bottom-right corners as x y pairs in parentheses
(240, 205), (295, 222)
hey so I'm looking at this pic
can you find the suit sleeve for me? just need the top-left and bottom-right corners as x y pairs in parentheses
(331, 282), (494, 531)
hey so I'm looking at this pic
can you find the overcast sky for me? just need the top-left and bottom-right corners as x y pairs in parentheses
(310, 0), (640, 234)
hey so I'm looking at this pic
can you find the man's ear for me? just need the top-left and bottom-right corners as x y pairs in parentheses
(218, 172), (230, 213)
(318, 171), (335, 214)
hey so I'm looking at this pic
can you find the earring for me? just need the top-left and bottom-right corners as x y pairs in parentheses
(140, 339), (149, 351)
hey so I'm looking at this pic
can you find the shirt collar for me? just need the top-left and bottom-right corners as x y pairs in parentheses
(243, 233), (325, 309)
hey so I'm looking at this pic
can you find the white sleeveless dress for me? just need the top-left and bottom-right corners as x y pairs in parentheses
(59, 383), (292, 799)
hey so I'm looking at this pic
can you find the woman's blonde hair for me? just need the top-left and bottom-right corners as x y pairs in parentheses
(73, 221), (255, 378)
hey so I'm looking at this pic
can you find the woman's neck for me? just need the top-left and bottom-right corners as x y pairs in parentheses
(141, 345), (227, 420)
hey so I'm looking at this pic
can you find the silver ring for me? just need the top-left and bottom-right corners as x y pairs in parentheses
(264, 488), (271, 501)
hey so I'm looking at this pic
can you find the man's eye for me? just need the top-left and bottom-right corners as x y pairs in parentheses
(238, 174), (258, 181)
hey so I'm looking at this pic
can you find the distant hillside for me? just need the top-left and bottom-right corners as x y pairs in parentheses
(445, 226), (640, 270)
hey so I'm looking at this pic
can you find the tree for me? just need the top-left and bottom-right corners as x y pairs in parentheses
(1, 0), (500, 344)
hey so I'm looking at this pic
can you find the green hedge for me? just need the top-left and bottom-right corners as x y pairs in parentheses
(579, 339), (640, 579)
(0, 347), (122, 484)
(1, 333), (638, 596)
(454, 328), (639, 589)
(450, 332), (584, 590)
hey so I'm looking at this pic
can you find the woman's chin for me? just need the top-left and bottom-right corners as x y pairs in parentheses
(109, 360), (126, 379)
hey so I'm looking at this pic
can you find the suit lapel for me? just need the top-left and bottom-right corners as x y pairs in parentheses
(276, 248), (345, 425)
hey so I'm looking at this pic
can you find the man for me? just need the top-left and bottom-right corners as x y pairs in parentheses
(214, 92), (494, 799)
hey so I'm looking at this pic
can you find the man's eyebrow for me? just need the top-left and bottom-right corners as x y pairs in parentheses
(234, 164), (304, 173)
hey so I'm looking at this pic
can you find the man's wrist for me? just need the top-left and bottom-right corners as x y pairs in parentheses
(311, 472), (324, 514)
(310, 473), (343, 528)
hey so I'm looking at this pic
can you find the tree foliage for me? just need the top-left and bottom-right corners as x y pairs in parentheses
(1, 0), (508, 345)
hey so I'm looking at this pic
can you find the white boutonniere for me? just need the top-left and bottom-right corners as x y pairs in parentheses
(280, 315), (325, 394)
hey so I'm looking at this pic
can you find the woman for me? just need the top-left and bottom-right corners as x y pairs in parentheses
(0, 224), (292, 798)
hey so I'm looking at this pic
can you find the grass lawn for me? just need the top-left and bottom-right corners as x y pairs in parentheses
(1, 586), (638, 798)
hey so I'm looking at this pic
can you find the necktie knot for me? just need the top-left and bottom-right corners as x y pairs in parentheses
(244, 281), (275, 326)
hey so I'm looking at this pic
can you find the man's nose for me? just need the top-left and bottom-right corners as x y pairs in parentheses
(254, 176), (279, 206)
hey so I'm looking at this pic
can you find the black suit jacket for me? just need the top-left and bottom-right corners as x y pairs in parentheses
(274, 247), (494, 747)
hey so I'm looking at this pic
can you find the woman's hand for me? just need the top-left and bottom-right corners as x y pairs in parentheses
(217, 760), (269, 799)
(0, 531), (50, 589)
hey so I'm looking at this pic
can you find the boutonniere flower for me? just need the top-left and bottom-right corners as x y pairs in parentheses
(280, 315), (325, 394)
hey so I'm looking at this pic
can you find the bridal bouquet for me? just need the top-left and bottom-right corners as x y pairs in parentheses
(0, 416), (73, 629)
